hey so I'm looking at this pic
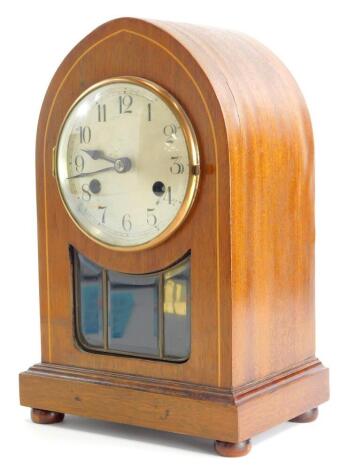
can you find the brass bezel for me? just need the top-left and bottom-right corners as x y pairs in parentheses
(55, 76), (200, 251)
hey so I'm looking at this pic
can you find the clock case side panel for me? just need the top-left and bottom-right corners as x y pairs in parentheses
(31, 18), (234, 389)
(172, 25), (325, 389)
(223, 33), (319, 388)
(152, 21), (329, 440)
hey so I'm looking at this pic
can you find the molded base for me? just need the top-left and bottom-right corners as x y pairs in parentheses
(31, 408), (65, 424)
(19, 361), (329, 444)
(289, 407), (318, 423)
(214, 439), (251, 457)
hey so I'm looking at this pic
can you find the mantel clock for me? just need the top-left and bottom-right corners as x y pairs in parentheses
(19, 18), (329, 456)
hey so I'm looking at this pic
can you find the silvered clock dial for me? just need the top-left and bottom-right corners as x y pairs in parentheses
(56, 77), (200, 249)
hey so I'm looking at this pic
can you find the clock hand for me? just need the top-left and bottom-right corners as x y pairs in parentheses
(67, 166), (115, 179)
(67, 157), (132, 179)
(82, 149), (132, 173)
(82, 149), (117, 164)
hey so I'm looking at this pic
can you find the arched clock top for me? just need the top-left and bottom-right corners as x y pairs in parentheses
(36, 17), (234, 274)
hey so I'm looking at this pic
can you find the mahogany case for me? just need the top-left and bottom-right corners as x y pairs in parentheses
(19, 17), (329, 450)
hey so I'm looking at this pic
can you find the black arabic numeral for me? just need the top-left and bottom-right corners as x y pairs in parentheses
(119, 95), (133, 114)
(170, 156), (185, 174)
(74, 155), (85, 173)
(98, 206), (107, 224)
(146, 208), (157, 226)
(81, 184), (91, 201)
(163, 124), (177, 144)
(147, 103), (152, 121)
(79, 126), (91, 144)
(97, 103), (107, 122)
(122, 213), (132, 232)
(164, 186), (172, 205)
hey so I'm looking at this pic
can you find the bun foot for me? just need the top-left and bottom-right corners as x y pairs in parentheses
(31, 408), (65, 424)
(289, 407), (318, 423)
(214, 439), (251, 457)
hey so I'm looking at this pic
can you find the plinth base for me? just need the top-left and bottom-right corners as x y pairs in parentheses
(19, 361), (329, 456)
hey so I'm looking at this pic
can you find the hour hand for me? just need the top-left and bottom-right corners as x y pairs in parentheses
(82, 149), (117, 164)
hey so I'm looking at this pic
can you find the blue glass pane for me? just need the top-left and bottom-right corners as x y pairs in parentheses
(108, 272), (159, 357)
(109, 292), (134, 338)
(163, 259), (191, 360)
(77, 253), (103, 348)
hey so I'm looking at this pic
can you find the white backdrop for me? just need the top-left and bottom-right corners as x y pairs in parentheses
(1, 0), (346, 468)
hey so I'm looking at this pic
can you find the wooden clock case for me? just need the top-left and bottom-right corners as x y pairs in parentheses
(19, 17), (329, 456)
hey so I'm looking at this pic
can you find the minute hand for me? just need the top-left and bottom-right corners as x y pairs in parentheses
(67, 166), (115, 179)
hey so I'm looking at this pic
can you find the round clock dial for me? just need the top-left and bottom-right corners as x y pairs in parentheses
(56, 77), (199, 249)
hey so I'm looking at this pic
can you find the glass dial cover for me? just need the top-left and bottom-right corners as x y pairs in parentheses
(56, 77), (199, 249)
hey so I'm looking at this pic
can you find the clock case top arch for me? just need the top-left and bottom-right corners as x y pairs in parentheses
(21, 18), (328, 442)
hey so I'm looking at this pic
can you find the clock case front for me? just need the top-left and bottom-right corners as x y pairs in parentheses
(19, 18), (329, 448)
